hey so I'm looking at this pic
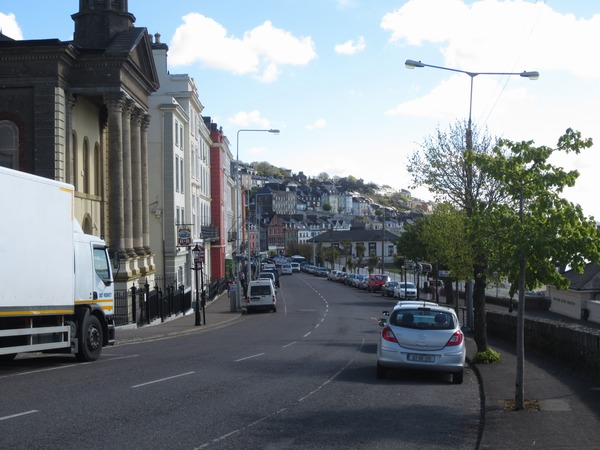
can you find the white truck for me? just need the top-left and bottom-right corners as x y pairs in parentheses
(0, 166), (115, 362)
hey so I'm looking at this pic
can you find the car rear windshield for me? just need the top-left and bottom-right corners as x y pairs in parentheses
(250, 285), (272, 296)
(390, 309), (455, 330)
(374, 275), (388, 281)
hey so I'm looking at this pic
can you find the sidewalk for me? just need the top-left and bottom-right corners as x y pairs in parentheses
(115, 292), (242, 345)
(113, 293), (600, 449)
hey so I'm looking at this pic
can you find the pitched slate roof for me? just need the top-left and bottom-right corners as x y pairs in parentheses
(563, 263), (600, 291)
(308, 229), (400, 243)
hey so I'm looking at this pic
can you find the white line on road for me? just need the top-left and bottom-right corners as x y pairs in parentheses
(282, 341), (297, 348)
(298, 338), (366, 402)
(132, 371), (194, 388)
(234, 353), (265, 362)
(0, 410), (38, 421)
(303, 332), (312, 338)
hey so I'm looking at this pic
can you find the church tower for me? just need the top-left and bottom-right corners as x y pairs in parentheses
(72, 0), (136, 48)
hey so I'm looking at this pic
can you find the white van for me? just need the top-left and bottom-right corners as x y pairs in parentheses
(246, 279), (277, 313)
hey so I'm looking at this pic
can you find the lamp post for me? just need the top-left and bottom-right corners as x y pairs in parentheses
(405, 59), (538, 329)
(235, 128), (280, 310)
(192, 243), (205, 326)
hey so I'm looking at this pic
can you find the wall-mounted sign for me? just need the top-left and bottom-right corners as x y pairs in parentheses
(178, 228), (192, 247)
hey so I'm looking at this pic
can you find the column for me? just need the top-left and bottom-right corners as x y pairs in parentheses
(122, 98), (135, 258)
(131, 108), (144, 256)
(141, 114), (154, 271)
(104, 93), (125, 258)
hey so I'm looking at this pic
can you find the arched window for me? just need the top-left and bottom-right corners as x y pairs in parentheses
(0, 120), (18, 169)
(94, 142), (101, 196)
(83, 138), (90, 194)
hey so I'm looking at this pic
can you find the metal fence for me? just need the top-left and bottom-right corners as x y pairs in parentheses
(114, 277), (228, 327)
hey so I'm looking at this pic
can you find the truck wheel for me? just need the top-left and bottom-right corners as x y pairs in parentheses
(77, 314), (103, 362)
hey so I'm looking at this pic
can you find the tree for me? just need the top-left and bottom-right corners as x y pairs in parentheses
(474, 128), (600, 410)
(367, 254), (379, 274)
(355, 243), (366, 270)
(408, 120), (501, 352)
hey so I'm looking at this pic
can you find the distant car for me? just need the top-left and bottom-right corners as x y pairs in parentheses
(291, 262), (301, 273)
(381, 281), (399, 297)
(315, 267), (328, 277)
(245, 279), (277, 313)
(367, 274), (390, 292)
(354, 274), (368, 289)
(259, 269), (280, 287)
(376, 303), (465, 383)
(281, 263), (293, 275)
(394, 282), (417, 299)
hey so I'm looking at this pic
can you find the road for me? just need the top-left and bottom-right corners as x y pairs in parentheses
(0, 274), (481, 449)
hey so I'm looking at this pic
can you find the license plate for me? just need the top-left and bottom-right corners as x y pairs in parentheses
(408, 354), (435, 363)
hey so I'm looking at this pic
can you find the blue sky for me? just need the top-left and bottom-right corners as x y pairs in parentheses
(2, 1), (600, 218)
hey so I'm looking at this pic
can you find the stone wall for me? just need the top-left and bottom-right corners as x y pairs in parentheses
(486, 310), (600, 378)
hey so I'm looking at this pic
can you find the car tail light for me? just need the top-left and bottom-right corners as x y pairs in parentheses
(446, 329), (464, 346)
(381, 325), (398, 343)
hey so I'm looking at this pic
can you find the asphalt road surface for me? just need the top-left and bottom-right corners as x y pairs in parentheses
(0, 274), (481, 449)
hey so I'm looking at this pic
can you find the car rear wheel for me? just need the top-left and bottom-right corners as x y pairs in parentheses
(376, 363), (387, 379)
(452, 370), (464, 384)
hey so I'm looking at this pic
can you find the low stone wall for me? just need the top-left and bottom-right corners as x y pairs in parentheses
(486, 310), (600, 378)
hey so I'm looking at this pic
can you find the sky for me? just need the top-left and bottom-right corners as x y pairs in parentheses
(1, 1), (600, 218)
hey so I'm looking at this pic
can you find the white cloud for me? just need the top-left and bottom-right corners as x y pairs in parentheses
(306, 119), (327, 130)
(381, 0), (600, 79)
(169, 14), (316, 83)
(334, 36), (366, 55)
(0, 13), (23, 40)
(228, 110), (272, 128)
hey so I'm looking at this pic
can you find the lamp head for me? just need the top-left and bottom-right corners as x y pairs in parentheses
(268, 129), (280, 134)
(405, 59), (425, 69)
(521, 71), (540, 80)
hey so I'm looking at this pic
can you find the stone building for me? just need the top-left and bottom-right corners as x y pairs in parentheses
(0, 0), (160, 288)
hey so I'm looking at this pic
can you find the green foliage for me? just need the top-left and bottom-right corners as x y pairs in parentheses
(367, 254), (379, 274)
(394, 219), (428, 261)
(420, 203), (474, 281)
(473, 128), (600, 295)
(472, 347), (501, 364)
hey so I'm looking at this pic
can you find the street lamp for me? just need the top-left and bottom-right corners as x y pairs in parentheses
(235, 128), (280, 310)
(192, 243), (205, 326)
(405, 59), (538, 329)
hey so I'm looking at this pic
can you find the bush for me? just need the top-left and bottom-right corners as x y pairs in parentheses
(472, 347), (501, 364)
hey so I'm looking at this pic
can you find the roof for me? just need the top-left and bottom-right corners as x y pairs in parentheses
(308, 228), (399, 243)
(563, 263), (600, 291)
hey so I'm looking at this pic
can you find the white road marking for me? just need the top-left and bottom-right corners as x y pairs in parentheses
(0, 410), (38, 421)
(132, 371), (194, 388)
(234, 353), (265, 362)
(282, 341), (297, 348)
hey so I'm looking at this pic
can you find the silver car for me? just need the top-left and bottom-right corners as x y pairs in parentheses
(376, 303), (465, 383)
(393, 282), (417, 299)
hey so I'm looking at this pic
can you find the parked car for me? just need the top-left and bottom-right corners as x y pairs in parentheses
(357, 275), (369, 290)
(259, 269), (280, 287)
(367, 274), (390, 292)
(315, 267), (328, 277)
(245, 279), (277, 313)
(376, 303), (465, 383)
(381, 281), (399, 297)
(328, 270), (340, 281)
(394, 282), (417, 299)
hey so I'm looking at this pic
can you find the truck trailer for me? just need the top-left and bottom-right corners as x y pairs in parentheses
(0, 166), (115, 362)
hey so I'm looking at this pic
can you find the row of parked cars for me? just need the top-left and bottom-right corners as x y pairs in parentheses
(326, 270), (419, 299)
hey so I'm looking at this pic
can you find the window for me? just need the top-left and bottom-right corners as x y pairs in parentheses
(180, 157), (184, 193)
(93, 247), (111, 282)
(0, 120), (18, 169)
(175, 155), (180, 192)
(175, 120), (179, 147)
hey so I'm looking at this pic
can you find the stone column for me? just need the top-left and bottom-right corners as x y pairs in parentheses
(104, 93), (125, 258)
(122, 98), (135, 258)
(141, 114), (153, 271)
(131, 108), (144, 256)
(65, 93), (76, 185)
